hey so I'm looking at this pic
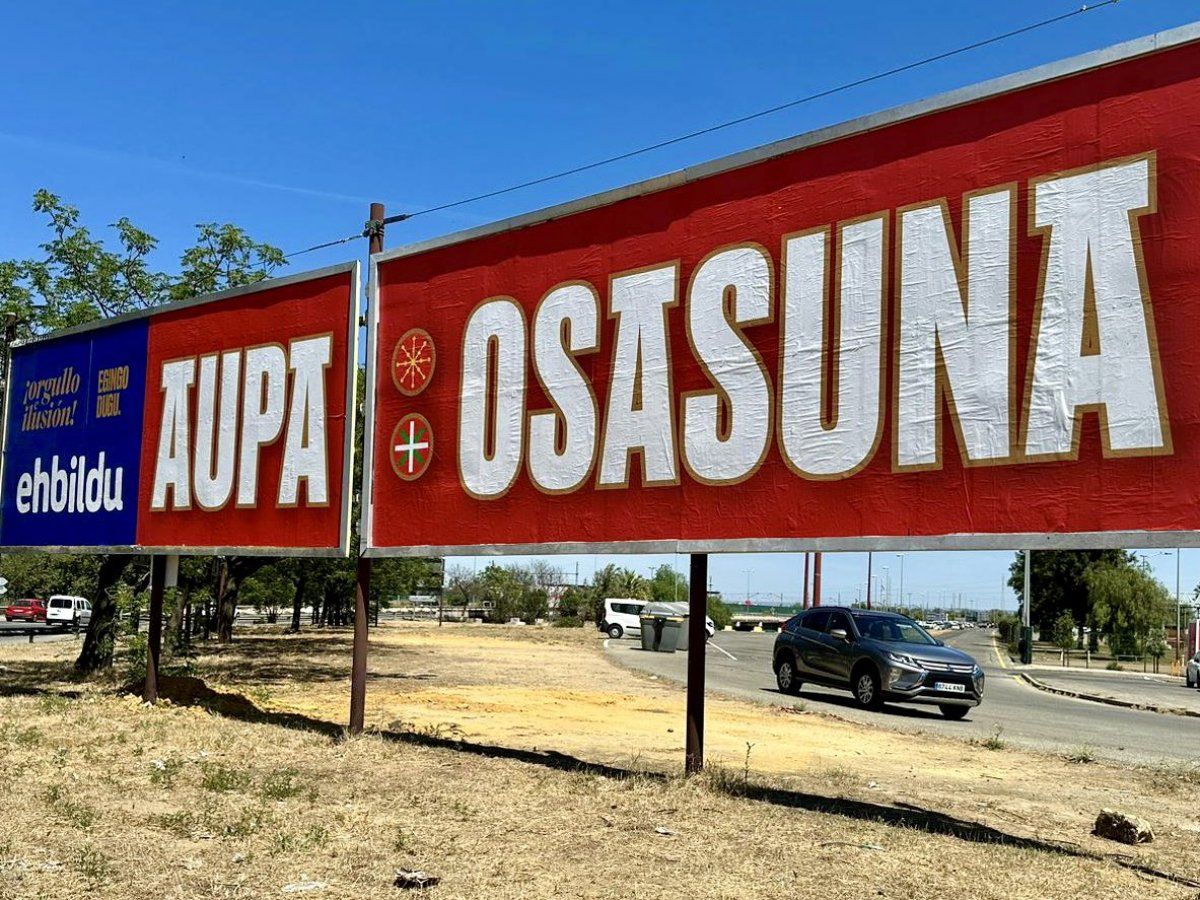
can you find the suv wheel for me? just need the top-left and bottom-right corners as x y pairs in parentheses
(607, 624), (624, 639)
(852, 666), (883, 710)
(775, 657), (801, 695)
(939, 705), (969, 720)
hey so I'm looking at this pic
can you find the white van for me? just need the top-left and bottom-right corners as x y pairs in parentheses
(601, 598), (715, 640)
(46, 595), (91, 629)
(602, 598), (647, 639)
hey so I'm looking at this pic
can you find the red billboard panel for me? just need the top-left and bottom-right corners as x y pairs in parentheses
(136, 265), (359, 554)
(363, 26), (1200, 555)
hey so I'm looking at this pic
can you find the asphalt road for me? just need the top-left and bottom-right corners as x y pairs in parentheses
(606, 626), (1200, 765)
(0, 620), (79, 645)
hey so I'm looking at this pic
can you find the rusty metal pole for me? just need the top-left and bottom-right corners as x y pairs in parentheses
(802, 552), (810, 610)
(685, 552), (708, 774)
(813, 552), (823, 607)
(349, 202), (385, 736)
(144, 555), (167, 702)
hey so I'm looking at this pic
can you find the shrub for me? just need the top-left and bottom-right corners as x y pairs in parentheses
(707, 597), (732, 632)
(554, 615), (582, 628)
(200, 762), (251, 793)
(259, 768), (304, 801)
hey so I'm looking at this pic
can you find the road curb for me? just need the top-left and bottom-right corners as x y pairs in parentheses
(1017, 672), (1200, 719)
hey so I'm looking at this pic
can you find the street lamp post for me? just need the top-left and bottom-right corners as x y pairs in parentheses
(1176, 549), (1182, 662)
(895, 554), (905, 611)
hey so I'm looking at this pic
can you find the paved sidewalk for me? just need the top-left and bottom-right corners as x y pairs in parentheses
(1025, 667), (1200, 715)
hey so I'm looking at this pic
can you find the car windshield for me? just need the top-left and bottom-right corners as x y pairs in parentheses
(852, 614), (937, 645)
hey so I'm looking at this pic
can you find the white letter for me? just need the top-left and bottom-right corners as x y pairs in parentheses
(151, 358), (196, 510)
(682, 246), (772, 484)
(237, 345), (286, 506)
(279, 335), (332, 506)
(193, 351), (241, 510)
(458, 298), (527, 499)
(779, 218), (887, 478)
(15, 473), (31, 514)
(1024, 156), (1167, 459)
(896, 190), (1014, 469)
(528, 284), (599, 493)
(597, 264), (678, 486)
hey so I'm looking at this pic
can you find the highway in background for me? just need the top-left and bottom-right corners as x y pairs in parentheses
(607, 626), (1200, 765)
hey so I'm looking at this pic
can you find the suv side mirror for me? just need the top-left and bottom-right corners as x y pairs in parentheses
(830, 627), (849, 642)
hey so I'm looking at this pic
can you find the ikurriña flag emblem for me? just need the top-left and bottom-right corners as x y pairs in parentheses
(390, 413), (433, 481)
(392, 328), (435, 396)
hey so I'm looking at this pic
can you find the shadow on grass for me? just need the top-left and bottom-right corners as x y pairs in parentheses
(145, 675), (1200, 888)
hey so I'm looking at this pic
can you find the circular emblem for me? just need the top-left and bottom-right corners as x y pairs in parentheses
(392, 328), (436, 396)
(390, 414), (433, 481)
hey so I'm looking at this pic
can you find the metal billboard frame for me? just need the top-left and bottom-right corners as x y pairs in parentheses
(360, 22), (1200, 556)
(0, 260), (361, 558)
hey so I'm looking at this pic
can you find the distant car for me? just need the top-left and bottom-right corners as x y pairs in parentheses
(600, 597), (715, 641)
(45, 595), (92, 629)
(4, 598), (46, 623)
(1186, 652), (1200, 689)
(772, 607), (985, 719)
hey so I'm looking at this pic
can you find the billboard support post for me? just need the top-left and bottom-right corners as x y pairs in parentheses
(685, 552), (708, 775)
(144, 555), (167, 702)
(349, 202), (385, 737)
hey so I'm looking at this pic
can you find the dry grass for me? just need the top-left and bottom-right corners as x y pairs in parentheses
(0, 624), (1196, 898)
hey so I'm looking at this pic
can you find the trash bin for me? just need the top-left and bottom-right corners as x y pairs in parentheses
(639, 614), (683, 652)
(640, 615), (659, 651)
(658, 616), (683, 652)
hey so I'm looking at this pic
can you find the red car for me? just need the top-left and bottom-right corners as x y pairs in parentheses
(4, 599), (47, 623)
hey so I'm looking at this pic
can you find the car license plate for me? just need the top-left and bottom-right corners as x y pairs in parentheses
(934, 682), (966, 693)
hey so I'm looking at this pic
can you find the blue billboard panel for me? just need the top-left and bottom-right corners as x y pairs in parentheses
(0, 319), (149, 547)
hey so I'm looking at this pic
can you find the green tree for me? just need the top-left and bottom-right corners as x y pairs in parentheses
(1051, 610), (1076, 652)
(649, 564), (688, 604)
(556, 584), (594, 624)
(0, 191), (285, 672)
(592, 564), (650, 604)
(478, 564), (527, 623)
(1085, 560), (1172, 657)
(1007, 550), (1133, 645)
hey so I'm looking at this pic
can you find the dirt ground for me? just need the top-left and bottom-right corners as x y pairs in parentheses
(0, 623), (1197, 899)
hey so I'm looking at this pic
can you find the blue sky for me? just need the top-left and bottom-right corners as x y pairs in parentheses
(1, 1), (1197, 608)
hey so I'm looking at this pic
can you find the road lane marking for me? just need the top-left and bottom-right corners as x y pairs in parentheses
(708, 641), (738, 661)
(991, 637), (1009, 670)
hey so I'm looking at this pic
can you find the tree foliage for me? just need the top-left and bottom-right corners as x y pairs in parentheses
(1006, 550), (1133, 636)
(1085, 560), (1172, 657)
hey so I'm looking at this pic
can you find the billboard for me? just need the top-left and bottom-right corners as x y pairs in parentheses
(0, 262), (359, 556)
(363, 24), (1200, 556)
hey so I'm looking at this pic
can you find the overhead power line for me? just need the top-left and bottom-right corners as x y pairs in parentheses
(285, 0), (1120, 258)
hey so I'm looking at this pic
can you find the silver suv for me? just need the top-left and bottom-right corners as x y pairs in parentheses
(772, 607), (984, 719)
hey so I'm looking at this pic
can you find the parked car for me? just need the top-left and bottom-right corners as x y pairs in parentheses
(4, 598), (46, 622)
(772, 607), (985, 719)
(1185, 652), (1200, 689)
(45, 595), (92, 629)
(600, 598), (715, 641)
